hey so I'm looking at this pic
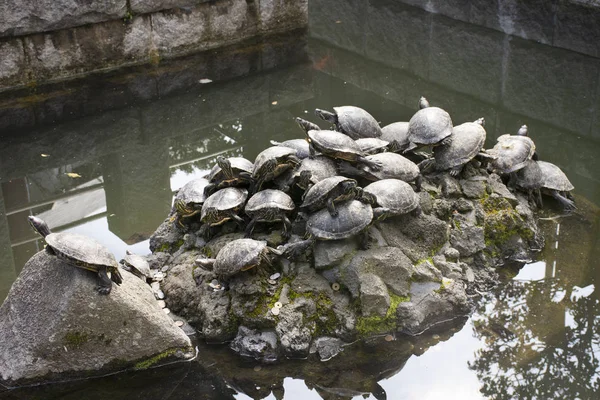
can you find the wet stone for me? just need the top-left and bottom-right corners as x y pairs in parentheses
(460, 179), (487, 199)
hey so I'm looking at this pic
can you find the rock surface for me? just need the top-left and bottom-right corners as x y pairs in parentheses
(0, 251), (194, 387)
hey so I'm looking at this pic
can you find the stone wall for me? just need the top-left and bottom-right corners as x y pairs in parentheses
(0, 0), (308, 91)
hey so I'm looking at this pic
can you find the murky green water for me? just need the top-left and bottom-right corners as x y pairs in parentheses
(1, 2), (599, 399)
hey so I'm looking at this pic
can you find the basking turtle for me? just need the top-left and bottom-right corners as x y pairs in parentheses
(381, 121), (410, 152)
(200, 187), (248, 239)
(28, 216), (122, 295)
(204, 156), (254, 196)
(275, 155), (337, 193)
(252, 146), (300, 192)
(315, 106), (382, 139)
(173, 178), (210, 223)
(269, 138), (311, 159)
(355, 138), (390, 155)
(405, 101), (453, 152)
(196, 238), (313, 280)
(420, 118), (487, 176)
(487, 133), (536, 175)
(538, 160), (576, 211)
(304, 129), (382, 171)
(295, 117), (322, 134)
(245, 189), (295, 239)
(363, 179), (421, 219)
(339, 152), (422, 191)
(514, 159), (544, 208)
(300, 176), (376, 217)
(306, 200), (383, 249)
(121, 250), (152, 281)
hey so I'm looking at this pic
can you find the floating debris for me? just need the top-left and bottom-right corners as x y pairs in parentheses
(384, 334), (394, 342)
(66, 172), (81, 178)
(274, 302), (283, 309)
(199, 78), (212, 84)
(253, 365), (262, 372)
(41, 153), (50, 158)
(271, 101), (278, 105)
(332, 283), (340, 291)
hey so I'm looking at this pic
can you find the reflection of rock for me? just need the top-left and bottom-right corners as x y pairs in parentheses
(0, 252), (193, 387)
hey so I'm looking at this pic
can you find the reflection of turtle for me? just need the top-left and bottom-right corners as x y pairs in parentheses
(305, 129), (382, 171)
(204, 156), (254, 196)
(121, 250), (152, 281)
(363, 179), (421, 220)
(300, 176), (376, 217)
(28, 216), (122, 295)
(200, 187), (248, 239)
(538, 160), (576, 211)
(315, 106), (382, 139)
(244, 189), (295, 239)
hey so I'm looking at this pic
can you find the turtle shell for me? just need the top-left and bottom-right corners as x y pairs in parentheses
(301, 176), (355, 210)
(214, 239), (268, 278)
(334, 106), (382, 139)
(271, 139), (310, 159)
(538, 160), (574, 192)
(253, 146), (298, 178)
(362, 153), (420, 182)
(245, 189), (295, 215)
(201, 187), (248, 219)
(307, 130), (364, 161)
(488, 134), (536, 174)
(407, 107), (453, 146)
(45, 232), (119, 272)
(381, 121), (410, 150)
(175, 178), (210, 206)
(122, 252), (151, 278)
(307, 200), (373, 240)
(434, 121), (486, 170)
(515, 160), (543, 190)
(355, 138), (389, 155)
(294, 156), (337, 183)
(363, 179), (419, 215)
(207, 157), (253, 182)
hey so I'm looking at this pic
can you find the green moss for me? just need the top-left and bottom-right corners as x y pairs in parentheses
(355, 293), (410, 337)
(480, 196), (534, 248)
(134, 348), (179, 370)
(201, 246), (213, 258)
(64, 331), (88, 347)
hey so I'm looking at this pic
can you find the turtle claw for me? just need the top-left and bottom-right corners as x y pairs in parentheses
(96, 285), (111, 295)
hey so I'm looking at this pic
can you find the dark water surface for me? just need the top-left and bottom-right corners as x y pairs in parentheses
(1, 2), (599, 399)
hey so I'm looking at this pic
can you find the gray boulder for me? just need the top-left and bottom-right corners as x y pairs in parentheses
(359, 273), (390, 317)
(0, 252), (193, 387)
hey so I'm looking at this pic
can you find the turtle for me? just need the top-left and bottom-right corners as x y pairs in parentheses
(244, 189), (295, 239)
(120, 250), (152, 281)
(28, 216), (123, 295)
(538, 160), (576, 211)
(355, 138), (390, 155)
(304, 129), (382, 171)
(252, 146), (300, 192)
(300, 176), (376, 217)
(195, 238), (313, 280)
(172, 178), (211, 224)
(487, 133), (536, 175)
(419, 118), (487, 176)
(269, 138), (311, 159)
(295, 116), (322, 134)
(204, 156), (254, 196)
(200, 187), (248, 239)
(514, 159), (544, 208)
(363, 179), (421, 220)
(306, 200), (384, 249)
(338, 152), (422, 191)
(404, 100), (453, 152)
(275, 155), (337, 193)
(315, 106), (383, 139)
(381, 121), (410, 153)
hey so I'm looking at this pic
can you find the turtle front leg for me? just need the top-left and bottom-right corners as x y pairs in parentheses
(356, 187), (377, 205)
(308, 143), (317, 160)
(245, 218), (257, 238)
(281, 215), (292, 240)
(231, 214), (246, 230)
(96, 267), (113, 295)
(326, 197), (338, 217)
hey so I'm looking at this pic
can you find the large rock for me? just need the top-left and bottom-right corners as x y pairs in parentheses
(0, 252), (193, 387)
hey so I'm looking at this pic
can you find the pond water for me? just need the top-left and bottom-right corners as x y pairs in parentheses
(1, 2), (599, 399)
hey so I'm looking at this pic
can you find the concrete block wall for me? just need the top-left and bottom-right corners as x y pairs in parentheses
(0, 0), (308, 91)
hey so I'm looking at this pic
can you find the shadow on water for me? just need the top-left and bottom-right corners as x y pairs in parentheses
(0, 1), (599, 399)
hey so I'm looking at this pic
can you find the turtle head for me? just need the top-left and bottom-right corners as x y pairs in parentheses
(341, 179), (358, 194)
(474, 117), (485, 126)
(298, 170), (312, 189)
(295, 117), (320, 134)
(373, 207), (390, 221)
(418, 96), (430, 109)
(314, 108), (337, 124)
(28, 215), (51, 238)
(517, 125), (528, 136)
(216, 156), (233, 177)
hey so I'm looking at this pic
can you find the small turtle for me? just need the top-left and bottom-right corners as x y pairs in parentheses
(28, 216), (123, 295)
(172, 178), (210, 224)
(196, 238), (313, 280)
(405, 99), (453, 152)
(538, 160), (576, 211)
(419, 118), (486, 176)
(252, 146), (300, 192)
(487, 133), (536, 175)
(339, 152), (422, 191)
(381, 121), (410, 152)
(315, 106), (382, 139)
(269, 138), (311, 159)
(306, 200), (383, 249)
(304, 129), (382, 171)
(363, 179), (421, 219)
(200, 187), (248, 239)
(355, 138), (390, 155)
(204, 156), (254, 196)
(300, 176), (376, 217)
(245, 189), (295, 239)
(121, 250), (152, 281)
(275, 155), (337, 193)
(514, 159), (544, 208)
